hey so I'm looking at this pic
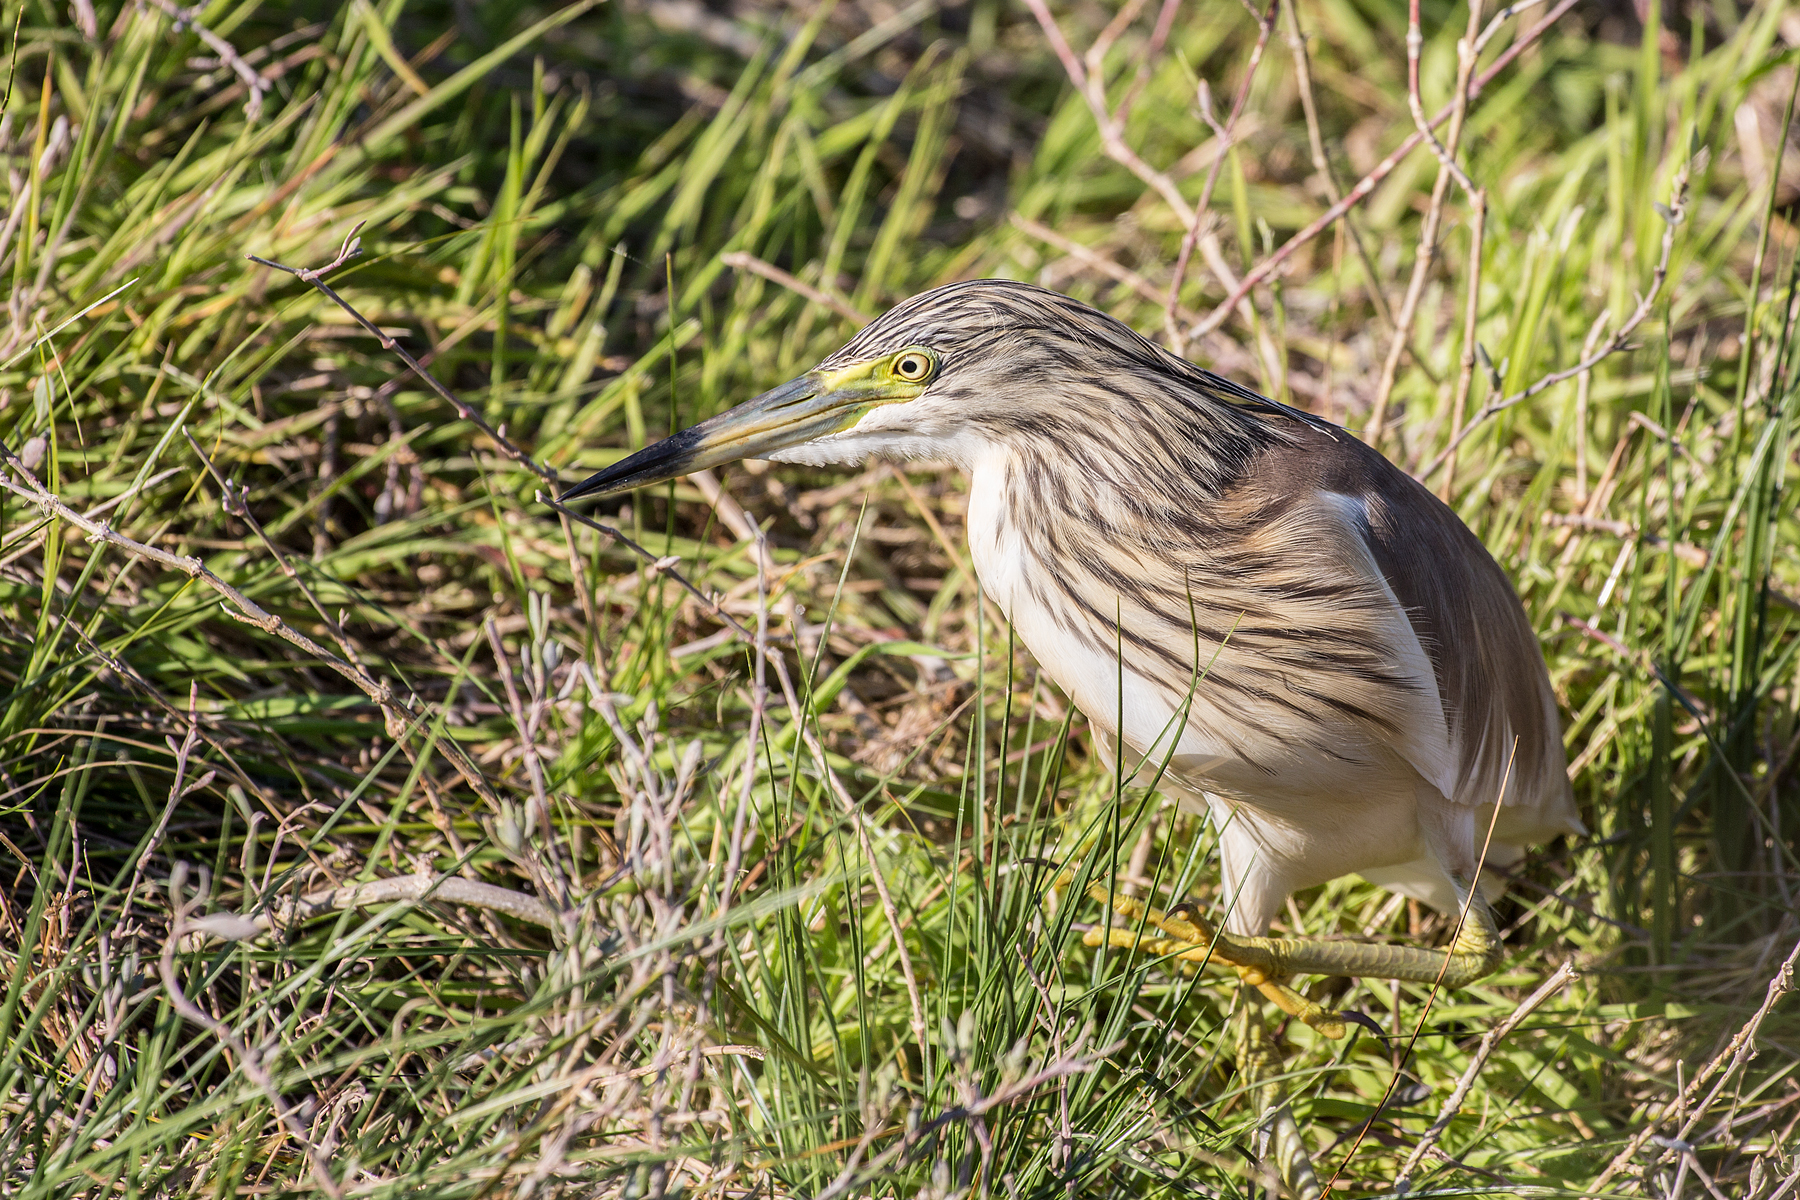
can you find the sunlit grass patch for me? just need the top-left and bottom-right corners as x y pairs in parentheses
(0, 0), (1795, 1196)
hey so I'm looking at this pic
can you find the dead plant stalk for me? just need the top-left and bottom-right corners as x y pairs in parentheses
(1187, 0), (1583, 341)
(1595, 930), (1800, 1192)
(1365, 0), (1484, 445)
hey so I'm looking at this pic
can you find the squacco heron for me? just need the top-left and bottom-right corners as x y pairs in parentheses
(564, 279), (1584, 1033)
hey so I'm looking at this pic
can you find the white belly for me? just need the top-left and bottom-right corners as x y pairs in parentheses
(967, 452), (1427, 802)
(963, 450), (1440, 930)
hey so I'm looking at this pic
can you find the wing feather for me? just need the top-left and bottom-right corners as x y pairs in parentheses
(1332, 439), (1582, 836)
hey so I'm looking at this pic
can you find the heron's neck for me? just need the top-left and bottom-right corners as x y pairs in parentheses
(984, 395), (1269, 529)
(960, 396), (1276, 630)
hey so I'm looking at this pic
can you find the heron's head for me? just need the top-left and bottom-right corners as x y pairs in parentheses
(561, 278), (1310, 502)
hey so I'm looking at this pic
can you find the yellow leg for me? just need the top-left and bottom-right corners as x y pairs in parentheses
(1079, 879), (1503, 1037)
(1236, 997), (1323, 1200)
(1079, 888), (1353, 1037)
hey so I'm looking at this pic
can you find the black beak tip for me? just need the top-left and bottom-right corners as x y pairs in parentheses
(554, 427), (704, 505)
(556, 468), (619, 504)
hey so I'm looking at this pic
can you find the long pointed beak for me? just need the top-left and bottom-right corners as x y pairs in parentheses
(561, 373), (846, 502)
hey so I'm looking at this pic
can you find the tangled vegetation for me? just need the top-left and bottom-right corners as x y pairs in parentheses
(0, 0), (1796, 1195)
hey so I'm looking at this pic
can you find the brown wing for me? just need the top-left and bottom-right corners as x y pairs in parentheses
(1266, 428), (1580, 833)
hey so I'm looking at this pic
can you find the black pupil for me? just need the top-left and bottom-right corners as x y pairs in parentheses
(901, 356), (922, 376)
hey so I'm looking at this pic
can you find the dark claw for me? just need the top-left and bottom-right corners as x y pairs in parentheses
(1012, 857), (1066, 872)
(1339, 1010), (1386, 1038)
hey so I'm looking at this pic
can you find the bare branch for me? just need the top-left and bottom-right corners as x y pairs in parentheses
(1595, 930), (1800, 1191)
(1280, 0), (1393, 329)
(720, 251), (871, 324)
(1109, 0), (1183, 125)
(145, 0), (270, 122)
(185, 871), (559, 945)
(1421, 159), (1689, 480)
(248, 239), (555, 485)
(0, 439), (504, 808)
(1011, 214), (1200, 324)
(1404, 0), (1478, 198)
(1166, 0), (1278, 357)
(162, 885), (344, 1199)
(117, 683), (206, 931)
(1019, 0), (1248, 317)
(1188, 0), (1581, 339)
(1366, 0), (1485, 444)
(1437, 190), (1486, 497)
(1393, 960), (1578, 1192)
(1018, 0), (1284, 383)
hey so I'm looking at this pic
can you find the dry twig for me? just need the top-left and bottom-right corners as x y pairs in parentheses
(1421, 158), (1691, 480)
(1365, 0), (1484, 443)
(161, 871), (345, 1199)
(1011, 214), (1201, 324)
(0, 438), (503, 809)
(1437, 190), (1486, 498)
(1019, 0), (1259, 344)
(721, 251), (871, 324)
(144, 0), (271, 121)
(249, 228), (555, 486)
(1187, 0), (1582, 340)
(1595, 931), (1800, 1192)
(1392, 960), (1578, 1192)
(117, 684), (211, 931)
(252, 231), (931, 1056)
(185, 871), (559, 945)
(1164, 0), (1278, 357)
(1280, 0), (1392, 329)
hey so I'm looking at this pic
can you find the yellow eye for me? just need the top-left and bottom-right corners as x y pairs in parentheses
(892, 351), (934, 382)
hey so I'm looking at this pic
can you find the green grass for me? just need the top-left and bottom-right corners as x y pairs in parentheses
(0, 0), (1797, 1195)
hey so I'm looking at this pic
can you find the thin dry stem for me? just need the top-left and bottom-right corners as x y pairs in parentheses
(1012, 214), (1200, 325)
(1279, 0), (1392, 329)
(144, 0), (271, 121)
(1404, 0), (1479, 198)
(162, 892), (344, 1199)
(1438, 190), (1486, 499)
(1366, 0), (1484, 444)
(813, 1032), (1118, 1200)
(1392, 960), (1577, 1191)
(721, 251), (872, 324)
(1019, 0), (1251, 330)
(186, 871), (560, 944)
(1595, 930), (1800, 1191)
(1421, 159), (1689, 480)
(1164, 0), (1278, 356)
(1572, 309), (1612, 503)
(1109, 0), (1184, 124)
(186, 430), (380, 680)
(249, 236), (556, 486)
(256, 233), (747, 647)
(1188, 0), (1581, 339)
(718, 528), (773, 915)
(117, 684), (208, 930)
(0, 439), (503, 808)
(1083, 0), (1156, 91)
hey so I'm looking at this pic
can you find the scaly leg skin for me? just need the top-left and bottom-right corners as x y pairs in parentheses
(1237, 998), (1323, 1200)
(1083, 922), (1351, 1038)
(1079, 880), (1504, 1038)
